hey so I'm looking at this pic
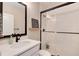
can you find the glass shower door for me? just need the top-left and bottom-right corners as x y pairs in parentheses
(41, 13), (57, 55)
(41, 3), (79, 56)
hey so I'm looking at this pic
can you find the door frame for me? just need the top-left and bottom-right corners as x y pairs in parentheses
(40, 2), (75, 49)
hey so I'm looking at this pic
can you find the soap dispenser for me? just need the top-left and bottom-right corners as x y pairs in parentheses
(8, 34), (13, 44)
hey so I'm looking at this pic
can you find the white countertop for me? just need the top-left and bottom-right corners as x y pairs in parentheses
(0, 38), (40, 56)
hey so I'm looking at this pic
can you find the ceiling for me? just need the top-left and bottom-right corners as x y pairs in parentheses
(39, 2), (65, 11)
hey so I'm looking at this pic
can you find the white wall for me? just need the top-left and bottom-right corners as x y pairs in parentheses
(26, 2), (40, 41)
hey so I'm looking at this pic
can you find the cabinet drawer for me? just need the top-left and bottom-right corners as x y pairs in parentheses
(31, 52), (39, 56)
(19, 44), (40, 56)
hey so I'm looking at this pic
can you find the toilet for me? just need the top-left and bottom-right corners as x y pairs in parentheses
(39, 50), (51, 56)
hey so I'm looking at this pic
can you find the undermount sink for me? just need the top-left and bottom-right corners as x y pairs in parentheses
(10, 40), (31, 48)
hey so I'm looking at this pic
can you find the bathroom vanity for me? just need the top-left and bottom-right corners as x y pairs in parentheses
(0, 38), (40, 56)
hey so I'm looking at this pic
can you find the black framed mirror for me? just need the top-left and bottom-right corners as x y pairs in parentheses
(0, 2), (27, 38)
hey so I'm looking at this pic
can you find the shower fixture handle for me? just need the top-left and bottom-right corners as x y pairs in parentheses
(43, 29), (45, 32)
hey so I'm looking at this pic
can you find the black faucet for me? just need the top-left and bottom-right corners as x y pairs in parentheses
(14, 34), (21, 42)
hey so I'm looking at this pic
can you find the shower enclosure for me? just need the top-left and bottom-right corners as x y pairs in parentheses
(40, 2), (79, 56)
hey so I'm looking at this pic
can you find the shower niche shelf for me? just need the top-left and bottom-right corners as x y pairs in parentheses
(29, 28), (39, 31)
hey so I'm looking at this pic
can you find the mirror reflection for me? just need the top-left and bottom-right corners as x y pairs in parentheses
(3, 2), (26, 36)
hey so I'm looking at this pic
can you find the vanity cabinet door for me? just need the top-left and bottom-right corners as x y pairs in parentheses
(19, 45), (40, 56)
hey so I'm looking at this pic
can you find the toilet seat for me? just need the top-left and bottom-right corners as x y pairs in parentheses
(39, 50), (51, 56)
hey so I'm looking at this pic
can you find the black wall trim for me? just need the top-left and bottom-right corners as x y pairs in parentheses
(43, 31), (79, 34)
(40, 2), (76, 49)
(41, 2), (75, 13)
(57, 32), (79, 34)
